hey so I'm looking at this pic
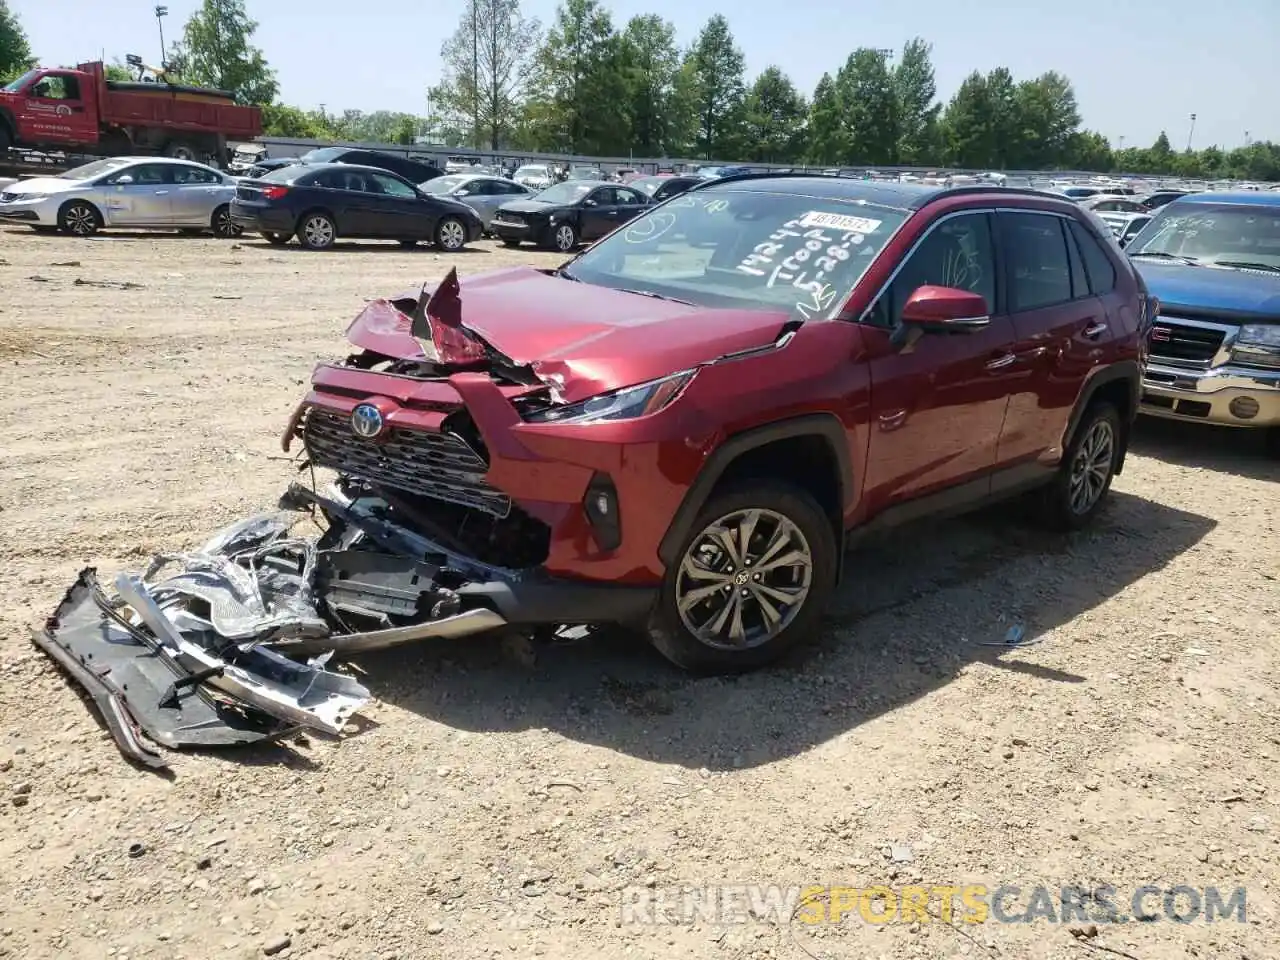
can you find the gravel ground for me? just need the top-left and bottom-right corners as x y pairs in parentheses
(0, 228), (1277, 960)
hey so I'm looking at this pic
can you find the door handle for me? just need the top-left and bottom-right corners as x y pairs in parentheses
(154, 190), (169, 195)
(1083, 321), (1108, 339)
(985, 352), (1016, 370)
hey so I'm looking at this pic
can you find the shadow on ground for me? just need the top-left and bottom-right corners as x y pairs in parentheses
(363, 490), (1215, 770)
(1130, 417), (1279, 483)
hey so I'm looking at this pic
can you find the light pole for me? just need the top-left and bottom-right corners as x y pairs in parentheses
(154, 6), (168, 70)
(1245, 130), (1251, 147)
(1186, 113), (1197, 152)
(1118, 135), (1125, 152)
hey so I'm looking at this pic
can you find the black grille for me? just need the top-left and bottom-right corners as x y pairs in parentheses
(1147, 321), (1225, 367)
(301, 408), (511, 517)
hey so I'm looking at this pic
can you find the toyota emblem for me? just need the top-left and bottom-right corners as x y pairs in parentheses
(350, 403), (385, 439)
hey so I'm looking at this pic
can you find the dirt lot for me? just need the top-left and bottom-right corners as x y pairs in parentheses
(0, 227), (1277, 960)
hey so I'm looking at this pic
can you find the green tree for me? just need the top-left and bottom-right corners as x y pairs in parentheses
(176, 0), (277, 105)
(430, 0), (540, 150)
(685, 14), (747, 159)
(1063, 130), (1112, 172)
(525, 0), (626, 153)
(1014, 72), (1080, 168)
(261, 103), (334, 138)
(1147, 131), (1174, 172)
(743, 67), (806, 163)
(805, 73), (844, 166)
(941, 71), (994, 167)
(983, 67), (1020, 167)
(835, 48), (897, 165)
(618, 15), (682, 156)
(0, 0), (34, 83)
(105, 60), (134, 82)
(892, 37), (940, 165)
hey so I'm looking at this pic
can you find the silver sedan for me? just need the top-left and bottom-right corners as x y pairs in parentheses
(420, 173), (534, 230)
(0, 156), (242, 237)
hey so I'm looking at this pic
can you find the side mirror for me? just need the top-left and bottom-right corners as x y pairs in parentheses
(454, 189), (469, 197)
(899, 285), (991, 333)
(114, 175), (134, 185)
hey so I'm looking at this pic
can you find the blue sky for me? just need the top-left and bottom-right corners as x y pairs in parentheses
(13, 0), (1276, 152)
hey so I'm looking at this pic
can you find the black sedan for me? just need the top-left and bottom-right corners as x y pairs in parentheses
(229, 162), (484, 251)
(295, 146), (444, 183)
(490, 180), (650, 252)
(629, 175), (701, 202)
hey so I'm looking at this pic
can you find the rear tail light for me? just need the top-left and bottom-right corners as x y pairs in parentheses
(262, 185), (289, 200)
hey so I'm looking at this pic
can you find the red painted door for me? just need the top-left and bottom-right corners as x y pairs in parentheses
(995, 211), (1112, 468)
(861, 210), (1021, 512)
(15, 71), (97, 146)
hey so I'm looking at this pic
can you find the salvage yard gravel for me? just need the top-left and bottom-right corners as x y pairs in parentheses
(0, 231), (1276, 960)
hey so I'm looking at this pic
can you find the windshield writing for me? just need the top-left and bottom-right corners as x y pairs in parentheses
(565, 190), (905, 320)
(1130, 204), (1280, 270)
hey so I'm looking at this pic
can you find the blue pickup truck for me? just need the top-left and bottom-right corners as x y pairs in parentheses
(1126, 191), (1280, 455)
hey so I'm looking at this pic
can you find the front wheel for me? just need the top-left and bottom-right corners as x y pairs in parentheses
(434, 216), (467, 252)
(210, 205), (241, 239)
(58, 200), (101, 237)
(1037, 402), (1122, 530)
(647, 481), (837, 674)
(298, 211), (337, 250)
(549, 222), (577, 252)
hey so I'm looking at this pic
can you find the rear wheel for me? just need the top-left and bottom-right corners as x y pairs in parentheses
(58, 200), (101, 237)
(210, 205), (240, 239)
(298, 211), (336, 250)
(1037, 402), (1121, 530)
(262, 232), (290, 246)
(164, 141), (198, 161)
(434, 216), (467, 252)
(647, 481), (837, 674)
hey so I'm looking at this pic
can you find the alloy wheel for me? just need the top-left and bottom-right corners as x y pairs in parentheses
(1068, 418), (1115, 515)
(438, 219), (466, 250)
(554, 224), (575, 251)
(303, 216), (334, 248)
(213, 208), (240, 238)
(675, 508), (814, 650)
(65, 205), (97, 236)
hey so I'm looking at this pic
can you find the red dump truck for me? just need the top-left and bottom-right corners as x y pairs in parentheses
(0, 60), (262, 171)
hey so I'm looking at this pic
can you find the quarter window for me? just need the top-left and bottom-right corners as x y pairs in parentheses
(868, 212), (996, 328)
(1068, 219), (1118, 295)
(1003, 212), (1072, 310)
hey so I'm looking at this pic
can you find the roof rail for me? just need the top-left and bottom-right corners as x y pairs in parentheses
(928, 184), (1072, 203)
(685, 170), (819, 191)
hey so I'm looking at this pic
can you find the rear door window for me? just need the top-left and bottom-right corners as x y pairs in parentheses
(1001, 212), (1073, 310)
(1068, 219), (1118, 294)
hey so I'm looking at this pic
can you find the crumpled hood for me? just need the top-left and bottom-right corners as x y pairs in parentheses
(3, 177), (78, 195)
(345, 266), (791, 402)
(1137, 261), (1280, 323)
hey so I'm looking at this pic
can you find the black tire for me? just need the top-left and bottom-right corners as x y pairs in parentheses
(297, 210), (337, 250)
(57, 200), (102, 237)
(262, 232), (290, 246)
(1036, 401), (1122, 531)
(164, 141), (198, 161)
(398, 239), (419, 249)
(646, 480), (837, 674)
(1265, 427), (1280, 460)
(434, 216), (468, 252)
(210, 205), (240, 239)
(547, 221), (577, 252)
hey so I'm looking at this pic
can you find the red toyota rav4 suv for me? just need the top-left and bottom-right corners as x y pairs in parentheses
(286, 175), (1151, 673)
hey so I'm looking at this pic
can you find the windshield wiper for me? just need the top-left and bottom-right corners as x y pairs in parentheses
(554, 266), (581, 282)
(1210, 260), (1280, 274)
(1130, 251), (1199, 265)
(619, 287), (694, 305)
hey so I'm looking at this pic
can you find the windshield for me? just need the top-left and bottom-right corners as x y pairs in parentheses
(299, 147), (346, 164)
(1128, 202), (1280, 270)
(563, 188), (906, 320)
(630, 177), (665, 195)
(422, 174), (469, 194)
(59, 157), (135, 181)
(3, 69), (38, 93)
(535, 182), (593, 204)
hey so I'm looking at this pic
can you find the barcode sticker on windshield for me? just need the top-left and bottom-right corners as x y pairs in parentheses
(798, 212), (882, 233)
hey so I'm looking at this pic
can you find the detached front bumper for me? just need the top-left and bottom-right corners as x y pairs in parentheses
(1140, 360), (1280, 427)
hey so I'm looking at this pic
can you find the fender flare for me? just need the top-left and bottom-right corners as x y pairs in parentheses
(656, 413), (853, 567)
(1063, 360), (1142, 472)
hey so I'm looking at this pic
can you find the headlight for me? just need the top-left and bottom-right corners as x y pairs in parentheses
(1231, 324), (1280, 369)
(524, 370), (694, 424)
(13, 192), (45, 200)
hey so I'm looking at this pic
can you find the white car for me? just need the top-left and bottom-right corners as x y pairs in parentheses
(512, 164), (553, 190)
(0, 156), (242, 237)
